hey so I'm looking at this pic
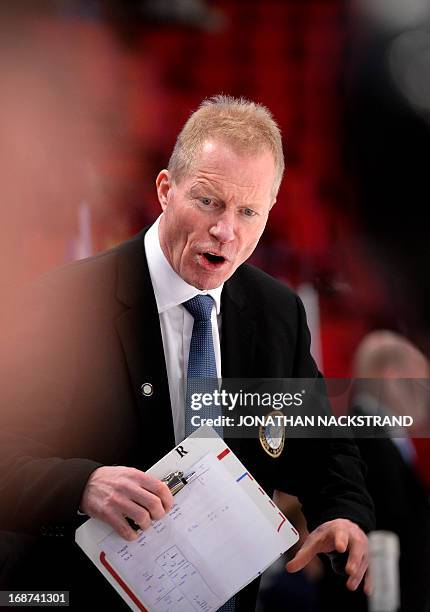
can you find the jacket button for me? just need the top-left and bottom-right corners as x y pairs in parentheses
(140, 382), (153, 397)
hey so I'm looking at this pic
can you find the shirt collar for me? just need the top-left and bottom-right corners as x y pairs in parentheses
(144, 215), (223, 315)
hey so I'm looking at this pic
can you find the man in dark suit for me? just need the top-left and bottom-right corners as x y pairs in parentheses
(318, 331), (430, 612)
(0, 95), (374, 610)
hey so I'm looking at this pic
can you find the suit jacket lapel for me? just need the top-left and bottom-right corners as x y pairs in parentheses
(221, 272), (256, 378)
(221, 271), (256, 461)
(114, 230), (175, 467)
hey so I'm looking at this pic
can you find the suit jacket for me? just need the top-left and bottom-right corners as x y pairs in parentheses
(359, 437), (430, 612)
(318, 436), (430, 612)
(0, 228), (374, 610)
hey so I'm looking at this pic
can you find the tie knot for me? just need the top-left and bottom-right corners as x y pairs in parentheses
(183, 294), (215, 322)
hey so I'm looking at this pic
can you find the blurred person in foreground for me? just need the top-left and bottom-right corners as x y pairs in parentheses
(319, 330), (430, 612)
(0, 96), (374, 611)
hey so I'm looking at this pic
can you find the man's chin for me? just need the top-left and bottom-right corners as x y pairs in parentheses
(179, 257), (240, 290)
(186, 269), (233, 291)
(190, 278), (224, 291)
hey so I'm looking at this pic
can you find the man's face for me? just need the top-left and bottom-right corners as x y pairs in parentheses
(156, 139), (277, 290)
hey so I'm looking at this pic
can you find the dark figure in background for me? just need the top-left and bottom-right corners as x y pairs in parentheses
(319, 330), (430, 612)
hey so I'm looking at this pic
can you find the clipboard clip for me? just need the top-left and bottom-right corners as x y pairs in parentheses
(162, 470), (195, 496)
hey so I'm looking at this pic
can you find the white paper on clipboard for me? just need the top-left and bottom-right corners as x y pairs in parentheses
(75, 426), (299, 611)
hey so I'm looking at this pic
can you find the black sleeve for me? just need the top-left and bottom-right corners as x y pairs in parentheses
(278, 295), (375, 533)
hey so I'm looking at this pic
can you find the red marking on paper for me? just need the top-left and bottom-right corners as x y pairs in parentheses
(100, 551), (147, 611)
(269, 500), (276, 508)
(291, 526), (299, 535)
(258, 487), (265, 495)
(217, 448), (230, 460)
(277, 513), (286, 532)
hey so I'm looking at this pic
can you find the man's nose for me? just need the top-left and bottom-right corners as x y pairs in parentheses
(209, 211), (235, 244)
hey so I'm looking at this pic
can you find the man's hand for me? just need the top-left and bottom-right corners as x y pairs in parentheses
(286, 518), (371, 594)
(79, 466), (174, 541)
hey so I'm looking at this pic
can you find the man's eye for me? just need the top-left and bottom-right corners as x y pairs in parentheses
(243, 208), (256, 217)
(200, 197), (212, 206)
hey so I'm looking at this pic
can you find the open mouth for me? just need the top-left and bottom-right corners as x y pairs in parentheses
(203, 252), (225, 264)
(198, 251), (228, 270)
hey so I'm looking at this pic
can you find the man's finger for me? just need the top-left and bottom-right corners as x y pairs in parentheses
(286, 540), (317, 573)
(364, 569), (373, 596)
(149, 480), (174, 513)
(126, 507), (152, 532)
(116, 469), (174, 514)
(108, 514), (140, 542)
(334, 530), (348, 553)
(134, 474), (174, 512)
(345, 535), (368, 579)
(346, 554), (368, 590)
(130, 489), (167, 521)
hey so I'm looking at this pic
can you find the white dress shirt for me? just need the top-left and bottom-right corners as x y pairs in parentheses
(144, 216), (223, 443)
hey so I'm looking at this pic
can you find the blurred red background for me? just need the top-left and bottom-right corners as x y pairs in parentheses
(1, 0), (425, 376)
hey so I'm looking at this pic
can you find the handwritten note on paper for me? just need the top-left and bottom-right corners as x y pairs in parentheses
(95, 452), (288, 612)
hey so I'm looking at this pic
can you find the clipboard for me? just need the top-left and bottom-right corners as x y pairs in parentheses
(75, 426), (299, 611)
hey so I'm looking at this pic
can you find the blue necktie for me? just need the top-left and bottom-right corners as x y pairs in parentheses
(183, 294), (222, 437)
(183, 295), (236, 612)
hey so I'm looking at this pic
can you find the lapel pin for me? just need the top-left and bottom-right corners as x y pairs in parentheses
(140, 382), (153, 397)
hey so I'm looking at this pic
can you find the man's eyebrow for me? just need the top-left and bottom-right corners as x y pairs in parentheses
(188, 181), (262, 209)
(188, 181), (221, 196)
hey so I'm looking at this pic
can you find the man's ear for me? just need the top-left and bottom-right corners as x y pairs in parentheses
(156, 169), (171, 211)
